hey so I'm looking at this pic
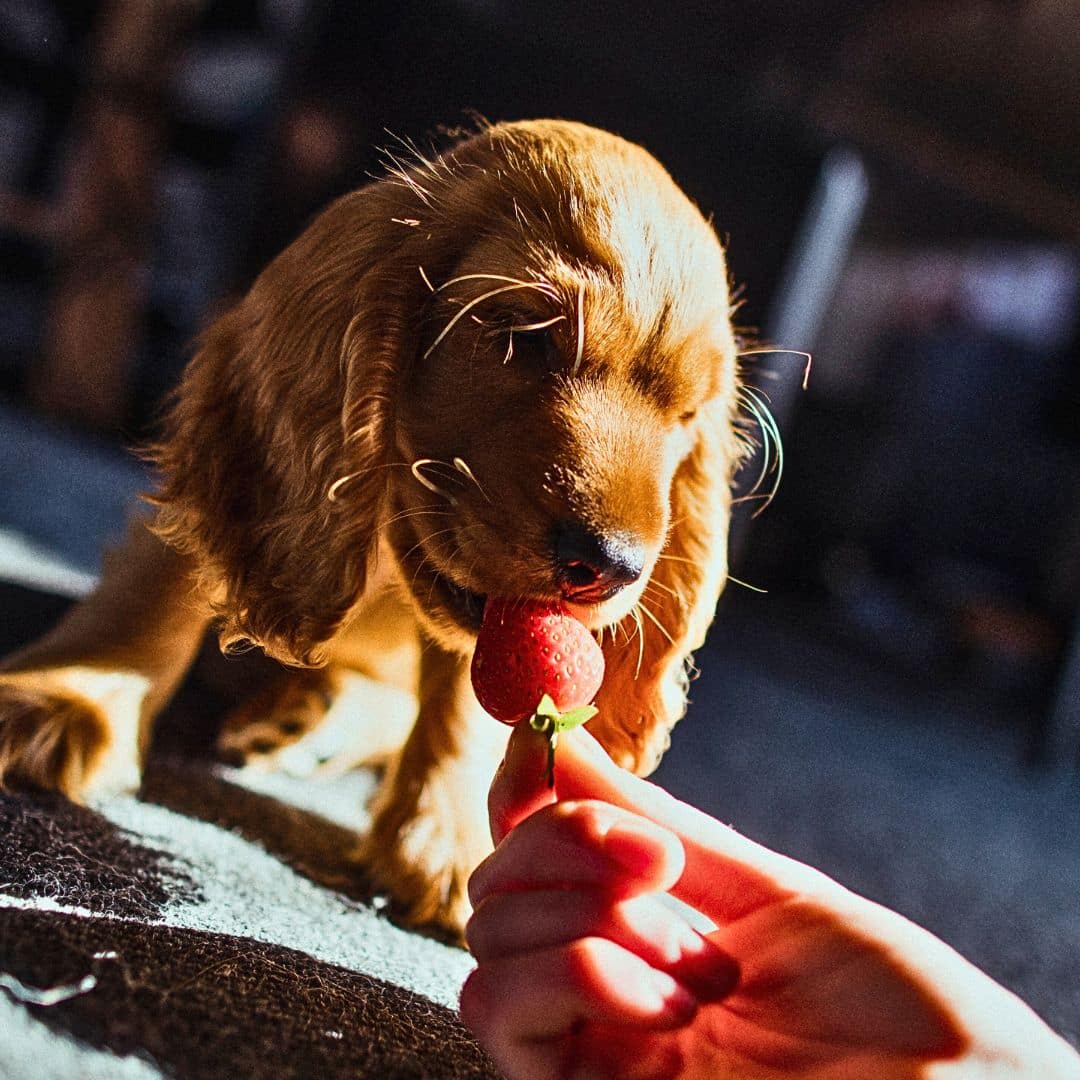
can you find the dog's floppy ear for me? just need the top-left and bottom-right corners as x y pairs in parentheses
(589, 394), (742, 774)
(149, 184), (433, 665)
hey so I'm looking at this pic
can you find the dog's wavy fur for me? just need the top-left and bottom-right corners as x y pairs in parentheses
(0, 120), (747, 935)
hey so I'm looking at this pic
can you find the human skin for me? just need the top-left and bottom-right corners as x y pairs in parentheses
(460, 723), (1080, 1079)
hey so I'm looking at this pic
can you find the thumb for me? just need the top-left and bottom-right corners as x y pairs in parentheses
(548, 726), (829, 924)
(487, 719), (559, 845)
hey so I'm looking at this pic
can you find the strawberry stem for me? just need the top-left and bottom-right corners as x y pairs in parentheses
(528, 695), (598, 788)
(528, 709), (558, 787)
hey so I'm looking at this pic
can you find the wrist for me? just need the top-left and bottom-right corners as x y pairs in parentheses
(927, 999), (1079, 1078)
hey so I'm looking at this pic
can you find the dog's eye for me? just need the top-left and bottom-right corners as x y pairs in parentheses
(504, 327), (560, 370)
(679, 408), (698, 423)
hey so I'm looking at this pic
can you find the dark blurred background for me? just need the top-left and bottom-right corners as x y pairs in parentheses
(1, 1), (1079, 1039)
(2, 0), (1077, 759)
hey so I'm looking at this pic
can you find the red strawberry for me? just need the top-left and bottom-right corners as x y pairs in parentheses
(471, 597), (605, 786)
(470, 598), (605, 725)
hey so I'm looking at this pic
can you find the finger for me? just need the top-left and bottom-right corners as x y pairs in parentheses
(469, 798), (684, 908)
(467, 888), (739, 1004)
(550, 726), (835, 923)
(459, 938), (697, 1050)
(488, 719), (558, 845)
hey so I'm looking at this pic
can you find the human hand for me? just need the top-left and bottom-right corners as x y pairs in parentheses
(460, 723), (1079, 1079)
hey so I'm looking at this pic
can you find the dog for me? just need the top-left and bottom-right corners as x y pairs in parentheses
(0, 120), (747, 936)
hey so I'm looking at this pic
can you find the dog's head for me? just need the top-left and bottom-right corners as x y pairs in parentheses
(153, 120), (744, 763)
(389, 123), (739, 644)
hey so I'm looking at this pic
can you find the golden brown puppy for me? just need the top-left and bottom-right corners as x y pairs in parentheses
(0, 120), (746, 935)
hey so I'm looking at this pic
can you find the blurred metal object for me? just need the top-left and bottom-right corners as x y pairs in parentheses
(730, 147), (867, 565)
(763, 145), (869, 426)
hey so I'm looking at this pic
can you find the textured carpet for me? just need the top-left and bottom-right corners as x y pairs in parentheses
(1, 575), (1078, 1076)
(0, 743), (496, 1079)
(0, 576), (497, 1079)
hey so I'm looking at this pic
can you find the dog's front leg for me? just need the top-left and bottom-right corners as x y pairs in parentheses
(0, 517), (209, 798)
(360, 641), (508, 939)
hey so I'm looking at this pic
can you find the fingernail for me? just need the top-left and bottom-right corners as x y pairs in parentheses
(602, 821), (660, 877)
(677, 940), (740, 1003)
(648, 970), (698, 1022)
(508, 719), (549, 773)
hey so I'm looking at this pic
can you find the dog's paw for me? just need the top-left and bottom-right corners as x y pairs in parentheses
(217, 668), (416, 777)
(356, 826), (475, 943)
(0, 668), (148, 799)
(216, 668), (339, 768)
(357, 772), (492, 941)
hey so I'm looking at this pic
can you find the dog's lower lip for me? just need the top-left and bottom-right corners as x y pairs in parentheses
(560, 583), (625, 605)
(442, 575), (486, 627)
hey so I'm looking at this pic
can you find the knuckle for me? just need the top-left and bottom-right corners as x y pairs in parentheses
(458, 968), (492, 1032)
(463, 897), (495, 958)
(548, 799), (615, 847)
(617, 895), (681, 962)
(563, 936), (616, 989)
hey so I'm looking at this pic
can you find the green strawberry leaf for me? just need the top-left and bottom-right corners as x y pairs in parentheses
(553, 704), (598, 732)
(533, 694), (559, 720)
(528, 695), (599, 788)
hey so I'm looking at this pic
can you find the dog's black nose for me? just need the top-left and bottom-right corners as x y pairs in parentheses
(553, 520), (646, 601)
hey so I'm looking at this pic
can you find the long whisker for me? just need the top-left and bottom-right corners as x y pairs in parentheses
(637, 598), (675, 646)
(737, 347), (813, 390)
(452, 456), (491, 502)
(408, 549), (434, 590)
(655, 553), (697, 566)
(738, 384), (784, 516)
(753, 393), (784, 514)
(409, 540), (448, 594)
(728, 574), (768, 594)
(327, 473), (362, 502)
(380, 505), (452, 529)
(461, 532), (485, 598)
(424, 282), (561, 360)
(427, 538), (467, 614)
(409, 455), (489, 499)
(411, 459), (459, 504)
(740, 385), (782, 458)
(630, 605), (645, 677)
(738, 389), (773, 497)
(328, 457), (425, 501)
(731, 492), (778, 508)
(435, 272), (559, 299)
(573, 279), (586, 374)
(644, 578), (680, 599)
(745, 385), (782, 469)
(327, 467), (378, 502)
(508, 314), (567, 333)
(402, 526), (460, 565)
